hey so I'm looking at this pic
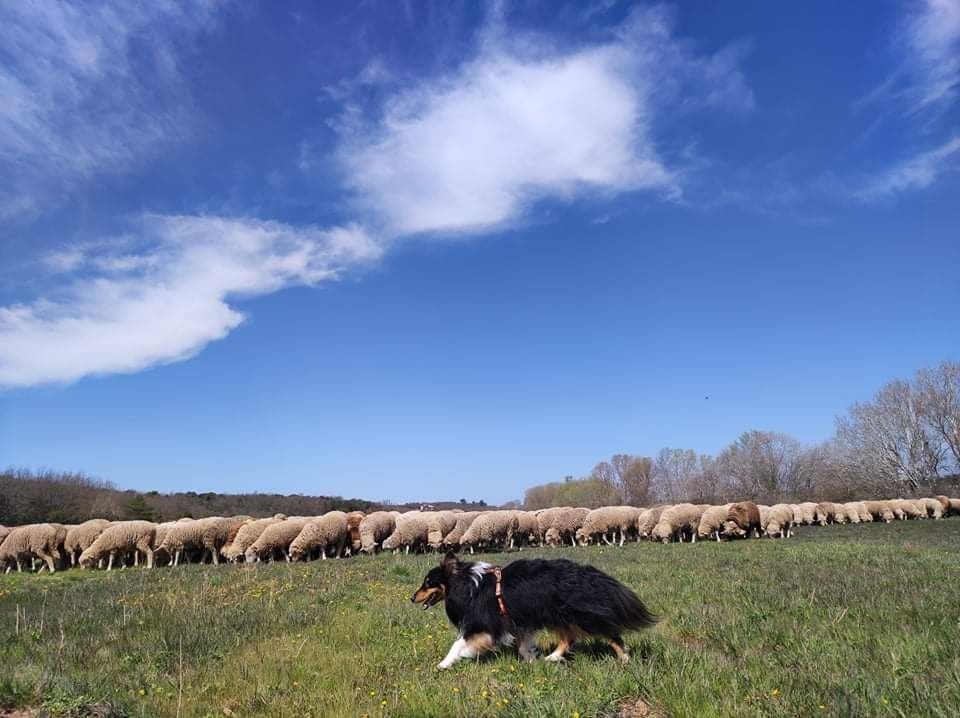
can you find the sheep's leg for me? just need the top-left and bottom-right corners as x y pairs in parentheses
(211, 548), (219, 566)
(144, 547), (154, 569)
(437, 632), (493, 670)
(715, 531), (720, 542)
(678, 533), (684, 543)
(619, 530), (625, 547)
(321, 547), (327, 560)
(405, 545), (410, 555)
(602, 533), (612, 546)
(469, 546), (474, 555)
(41, 551), (56, 573)
(173, 550), (180, 567)
(570, 535), (576, 548)
(107, 553), (115, 571)
(691, 532), (697, 544)
(133, 551), (139, 567)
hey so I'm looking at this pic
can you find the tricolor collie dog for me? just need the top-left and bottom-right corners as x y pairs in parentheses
(412, 552), (656, 669)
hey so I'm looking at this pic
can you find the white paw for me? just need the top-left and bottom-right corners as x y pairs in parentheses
(436, 661), (450, 670)
(544, 653), (565, 663)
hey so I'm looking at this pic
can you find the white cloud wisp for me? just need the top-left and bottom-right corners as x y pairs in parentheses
(0, 217), (380, 388)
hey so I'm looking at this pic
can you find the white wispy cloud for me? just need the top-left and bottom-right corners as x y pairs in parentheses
(0, 1), (223, 217)
(855, 135), (960, 200)
(0, 216), (381, 388)
(857, 0), (960, 119)
(338, 5), (753, 236)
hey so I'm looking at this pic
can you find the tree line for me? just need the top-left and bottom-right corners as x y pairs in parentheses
(0, 468), (377, 527)
(523, 360), (960, 509)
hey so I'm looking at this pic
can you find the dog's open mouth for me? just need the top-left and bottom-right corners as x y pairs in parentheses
(412, 587), (444, 610)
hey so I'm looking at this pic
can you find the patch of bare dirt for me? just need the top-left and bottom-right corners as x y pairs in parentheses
(615, 697), (669, 718)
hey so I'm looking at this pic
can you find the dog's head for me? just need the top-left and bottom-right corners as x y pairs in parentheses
(411, 551), (458, 610)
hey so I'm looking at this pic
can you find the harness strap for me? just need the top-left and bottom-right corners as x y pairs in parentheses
(487, 566), (508, 617)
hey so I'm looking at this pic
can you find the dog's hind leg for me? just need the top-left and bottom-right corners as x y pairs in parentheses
(437, 632), (494, 670)
(606, 635), (630, 664)
(545, 629), (575, 662)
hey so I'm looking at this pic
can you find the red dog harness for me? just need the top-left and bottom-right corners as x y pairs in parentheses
(487, 566), (508, 617)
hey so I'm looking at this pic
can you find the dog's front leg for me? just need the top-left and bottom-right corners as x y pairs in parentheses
(437, 633), (493, 670)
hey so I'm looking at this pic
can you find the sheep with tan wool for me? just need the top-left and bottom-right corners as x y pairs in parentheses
(542, 507), (589, 547)
(535, 507), (569, 544)
(512, 510), (540, 548)
(440, 511), (480, 549)
(245, 517), (314, 563)
(0, 524), (61, 573)
(381, 512), (430, 554)
(788, 504), (804, 527)
(427, 511), (460, 550)
(358, 511), (399, 554)
(815, 502), (841, 524)
(222, 517), (281, 562)
(79, 521), (156, 570)
(201, 516), (253, 565)
(948, 498), (960, 516)
(890, 499), (924, 520)
(459, 510), (519, 553)
(158, 517), (219, 566)
(919, 497), (943, 519)
(763, 504), (794, 538)
(697, 504), (733, 542)
(637, 506), (668, 539)
(888, 501), (906, 521)
(345, 511), (365, 553)
(864, 500), (895, 523)
(0, 526), (9, 547)
(576, 506), (641, 546)
(289, 511), (349, 561)
(64, 519), (112, 566)
(652, 503), (706, 543)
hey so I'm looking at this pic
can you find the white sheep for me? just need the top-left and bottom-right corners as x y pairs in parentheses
(576, 506), (641, 546)
(919, 497), (944, 519)
(157, 518), (218, 566)
(696, 504), (733, 542)
(245, 517), (314, 562)
(79, 521), (157, 570)
(426, 511), (459, 550)
(512, 510), (540, 548)
(201, 516), (253, 564)
(222, 517), (281, 562)
(289, 511), (349, 561)
(637, 506), (668, 539)
(763, 504), (794, 538)
(0, 524), (61, 573)
(540, 507), (589, 547)
(864, 500), (895, 523)
(651, 504), (706, 543)
(459, 510), (519, 553)
(358, 511), (399, 554)
(63, 519), (112, 566)
(440, 511), (480, 548)
(381, 513), (430, 554)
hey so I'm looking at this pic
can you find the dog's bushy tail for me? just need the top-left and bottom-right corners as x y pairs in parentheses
(610, 581), (658, 630)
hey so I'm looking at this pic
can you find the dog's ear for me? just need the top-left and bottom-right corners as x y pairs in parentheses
(441, 551), (458, 575)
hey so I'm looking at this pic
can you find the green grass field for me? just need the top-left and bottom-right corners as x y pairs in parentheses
(2, 519), (959, 718)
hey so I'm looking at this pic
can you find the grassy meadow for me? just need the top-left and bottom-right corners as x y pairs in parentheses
(1, 519), (959, 718)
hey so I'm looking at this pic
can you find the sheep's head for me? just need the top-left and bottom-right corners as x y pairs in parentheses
(651, 523), (672, 543)
(78, 550), (96, 569)
(543, 528), (561, 546)
(575, 528), (591, 546)
(244, 547), (258, 563)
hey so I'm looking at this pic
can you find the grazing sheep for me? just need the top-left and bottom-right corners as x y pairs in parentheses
(815, 502), (841, 524)
(888, 501), (906, 521)
(79, 521), (157, 571)
(697, 504), (733, 542)
(289, 511), (349, 561)
(381, 513), (430, 554)
(797, 502), (820, 526)
(358, 511), (399, 554)
(0, 524), (61, 573)
(535, 507), (569, 544)
(637, 506), (668, 539)
(201, 516), (253, 565)
(890, 499), (925, 520)
(512, 511), (540, 548)
(245, 517), (314, 563)
(459, 511), (519, 553)
(345, 511), (366, 553)
(440, 511), (480, 548)
(838, 503), (860, 524)
(541, 507), (590, 547)
(788, 504), (804, 527)
(576, 506), (641, 546)
(222, 517), (280, 562)
(919, 497), (944, 519)
(426, 511), (460, 551)
(763, 504), (794, 538)
(726, 502), (762, 539)
(158, 518), (219, 566)
(864, 500), (895, 523)
(64, 519), (112, 566)
(652, 504), (706, 543)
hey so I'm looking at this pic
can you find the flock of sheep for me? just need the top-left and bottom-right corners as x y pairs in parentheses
(1, 495), (958, 574)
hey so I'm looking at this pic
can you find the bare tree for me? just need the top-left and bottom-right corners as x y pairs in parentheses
(652, 448), (699, 502)
(916, 360), (960, 473)
(609, 454), (654, 506)
(836, 379), (944, 491)
(715, 430), (804, 502)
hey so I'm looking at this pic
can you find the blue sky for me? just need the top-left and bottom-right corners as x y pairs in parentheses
(1, 1), (958, 504)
